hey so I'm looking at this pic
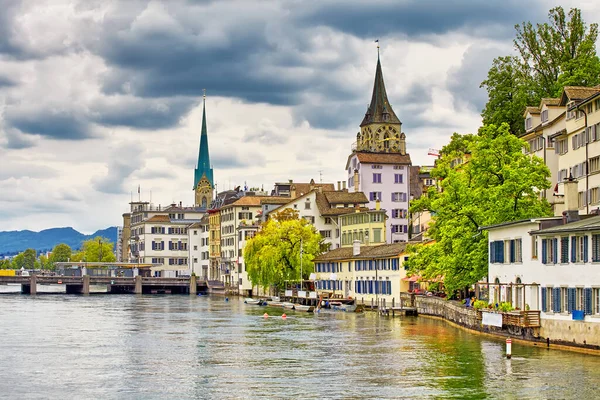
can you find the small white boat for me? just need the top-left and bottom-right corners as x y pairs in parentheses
(293, 304), (315, 312)
(282, 302), (295, 309)
(244, 298), (261, 305)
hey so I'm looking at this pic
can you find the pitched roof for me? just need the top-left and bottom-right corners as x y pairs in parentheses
(146, 215), (171, 223)
(228, 196), (274, 207)
(322, 191), (368, 205)
(315, 192), (369, 217)
(539, 98), (560, 107)
(346, 152), (412, 169)
(260, 198), (290, 205)
(523, 106), (540, 117)
(360, 56), (401, 127)
(291, 182), (335, 197)
(531, 214), (600, 235)
(314, 242), (408, 261)
(560, 86), (600, 106)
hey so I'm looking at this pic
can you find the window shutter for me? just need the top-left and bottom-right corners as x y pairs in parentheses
(585, 288), (593, 315)
(553, 238), (558, 264)
(554, 287), (561, 312)
(490, 242), (495, 263)
(510, 240), (515, 263)
(593, 235), (600, 262)
(571, 236), (577, 263)
(499, 241), (505, 264)
(572, 136), (577, 149)
(542, 240), (548, 264)
(541, 287), (547, 312)
(584, 236), (589, 263)
(568, 288), (576, 313)
(387, 281), (391, 295)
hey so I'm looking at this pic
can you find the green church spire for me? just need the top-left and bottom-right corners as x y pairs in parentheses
(194, 91), (214, 189)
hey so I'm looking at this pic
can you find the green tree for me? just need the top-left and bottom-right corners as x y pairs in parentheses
(0, 259), (11, 269)
(22, 249), (37, 270)
(244, 209), (323, 292)
(11, 253), (24, 269)
(48, 243), (72, 269)
(71, 237), (116, 263)
(481, 7), (600, 135)
(405, 124), (552, 293)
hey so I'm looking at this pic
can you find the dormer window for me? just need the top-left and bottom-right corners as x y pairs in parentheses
(525, 117), (532, 130)
(541, 109), (548, 122)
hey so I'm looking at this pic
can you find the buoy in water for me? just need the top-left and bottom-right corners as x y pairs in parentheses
(225, 297), (229, 302)
(263, 313), (269, 318)
(282, 313), (287, 319)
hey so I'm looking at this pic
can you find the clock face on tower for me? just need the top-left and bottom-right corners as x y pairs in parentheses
(197, 178), (212, 193)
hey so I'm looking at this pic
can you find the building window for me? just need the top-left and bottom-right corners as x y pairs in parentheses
(320, 230), (332, 238)
(541, 238), (557, 264)
(305, 200), (311, 210)
(391, 192), (407, 202)
(560, 237), (569, 263)
(373, 173), (382, 183)
(541, 109), (548, 122)
(425, 179), (434, 186)
(525, 117), (532, 130)
(324, 217), (332, 224)
(373, 229), (381, 243)
(394, 174), (403, 184)
(594, 288), (600, 314)
(391, 209), (407, 218)
(557, 138), (568, 155)
(371, 165), (382, 169)
(393, 165), (403, 170)
(369, 192), (381, 201)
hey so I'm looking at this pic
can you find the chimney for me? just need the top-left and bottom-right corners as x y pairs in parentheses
(563, 175), (580, 223)
(375, 199), (381, 211)
(342, 181), (346, 190)
(353, 239), (361, 256)
(337, 181), (341, 191)
(179, 201), (182, 208)
(353, 169), (360, 192)
(290, 185), (296, 198)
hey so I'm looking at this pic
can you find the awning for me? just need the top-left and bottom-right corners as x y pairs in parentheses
(402, 275), (420, 282)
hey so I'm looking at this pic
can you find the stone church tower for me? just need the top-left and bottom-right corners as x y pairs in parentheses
(194, 92), (214, 208)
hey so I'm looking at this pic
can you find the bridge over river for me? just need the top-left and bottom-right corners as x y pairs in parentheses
(0, 275), (213, 295)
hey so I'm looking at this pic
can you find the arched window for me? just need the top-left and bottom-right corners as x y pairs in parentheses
(201, 197), (207, 208)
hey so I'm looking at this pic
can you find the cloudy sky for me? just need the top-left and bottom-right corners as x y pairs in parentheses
(1, 0), (598, 234)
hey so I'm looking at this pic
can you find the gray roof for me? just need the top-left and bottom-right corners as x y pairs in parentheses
(531, 214), (600, 235)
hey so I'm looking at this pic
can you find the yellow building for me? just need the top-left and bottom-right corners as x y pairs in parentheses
(313, 242), (409, 307)
(542, 86), (600, 215)
(339, 202), (387, 247)
(208, 209), (221, 280)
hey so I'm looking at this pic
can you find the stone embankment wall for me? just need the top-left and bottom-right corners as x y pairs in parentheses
(404, 294), (479, 328)
(540, 319), (600, 349)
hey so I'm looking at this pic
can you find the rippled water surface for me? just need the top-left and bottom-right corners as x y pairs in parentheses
(1, 291), (599, 399)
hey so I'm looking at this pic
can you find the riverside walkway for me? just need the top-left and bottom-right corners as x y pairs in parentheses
(0, 275), (209, 295)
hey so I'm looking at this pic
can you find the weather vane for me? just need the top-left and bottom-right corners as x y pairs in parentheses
(375, 39), (379, 57)
(203, 88), (206, 99)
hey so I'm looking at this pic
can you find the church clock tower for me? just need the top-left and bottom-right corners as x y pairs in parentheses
(194, 91), (214, 208)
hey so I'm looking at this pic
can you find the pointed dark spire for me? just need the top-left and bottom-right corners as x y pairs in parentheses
(360, 54), (401, 127)
(194, 90), (214, 189)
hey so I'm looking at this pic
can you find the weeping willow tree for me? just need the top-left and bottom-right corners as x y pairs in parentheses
(244, 209), (323, 293)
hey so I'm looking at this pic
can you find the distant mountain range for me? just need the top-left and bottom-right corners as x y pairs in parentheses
(0, 227), (118, 256)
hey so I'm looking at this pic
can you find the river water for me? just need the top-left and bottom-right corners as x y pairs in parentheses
(0, 290), (599, 399)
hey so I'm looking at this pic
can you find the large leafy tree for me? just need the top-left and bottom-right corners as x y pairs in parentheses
(71, 237), (116, 263)
(244, 209), (323, 292)
(406, 124), (552, 293)
(481, 7), (600, 135)
(47, 243), (72, 269)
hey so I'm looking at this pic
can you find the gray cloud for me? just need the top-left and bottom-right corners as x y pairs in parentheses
(212, 150), (266, 170)
(90, 96), (196, 130)
(296, 0), (545, 41)
(242, 120), (289, 145)
(447, 45), (505, 113)
(91, 143), (143, 194)
(1, 128), (36, 149)
(6, 109), (92, 140)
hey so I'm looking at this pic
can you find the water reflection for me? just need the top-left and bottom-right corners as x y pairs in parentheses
(0, 295), (599, 399)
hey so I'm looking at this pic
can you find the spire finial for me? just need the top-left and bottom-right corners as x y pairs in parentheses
(203, 88), (206, 99)
(375, 39), (379, 59)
